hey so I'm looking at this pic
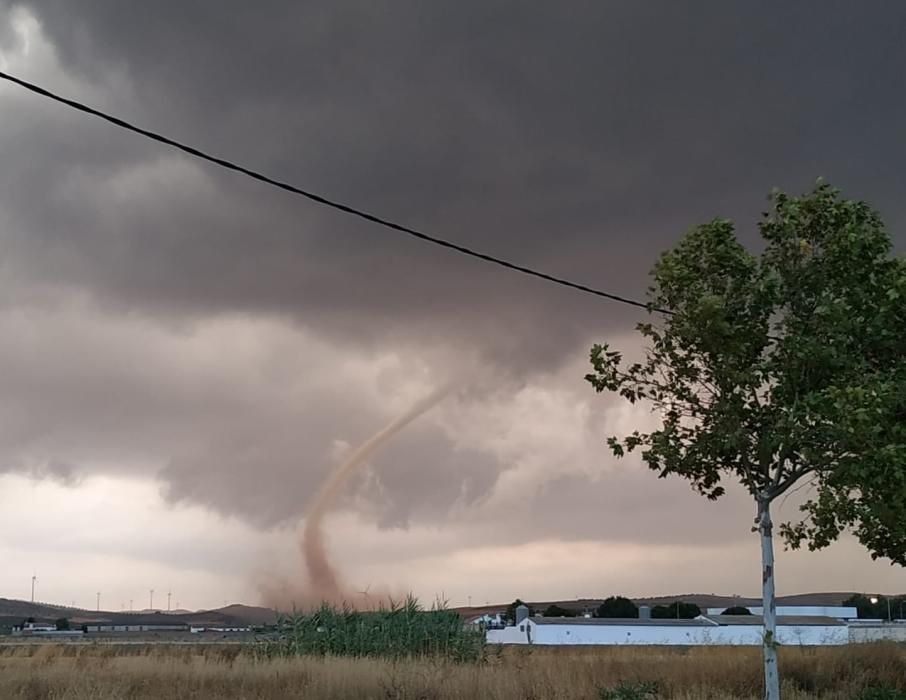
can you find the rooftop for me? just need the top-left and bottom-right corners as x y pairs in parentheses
(527, 615), (846, 627)
(707, 615), (846, 627)
(530, 617), (714, 627)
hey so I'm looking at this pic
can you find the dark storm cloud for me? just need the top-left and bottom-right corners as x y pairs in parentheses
(158, 401), (502, 529)
(0, 1), (905, 552)
(6, 1), (903, 345)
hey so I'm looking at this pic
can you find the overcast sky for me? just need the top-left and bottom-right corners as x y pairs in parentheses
(0, 2), (904, 611)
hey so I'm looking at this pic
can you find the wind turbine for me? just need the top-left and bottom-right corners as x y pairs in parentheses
(149, 589), (154, 611)
(30, 574), (37, 603)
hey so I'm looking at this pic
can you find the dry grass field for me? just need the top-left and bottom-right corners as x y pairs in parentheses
(0, 642), (903, 699)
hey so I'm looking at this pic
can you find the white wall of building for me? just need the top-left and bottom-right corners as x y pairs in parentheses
(529, 622), (710, 646)
(488, 620), (848, 646)
(486, 624), (529, 644)
(849, 624), (906, 643)
(773, 624), (849, 646)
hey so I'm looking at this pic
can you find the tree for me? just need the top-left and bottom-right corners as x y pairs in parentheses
(843, 594), (879, 619)
(504, 599), (533, 624)
(586, 183), (906, 700)
(594, 596), (638, 618)
(651, 601), (701, 619)
(55, 617), (70, 631)
(543, 604), (577, 618)
(843, 593), (905, 620)
(721, 606), (753, 616)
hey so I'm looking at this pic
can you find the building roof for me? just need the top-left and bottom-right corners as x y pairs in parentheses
(530, 617), (714, 627)
(83, 620), (190, 628)
(527, 615), (845, 628)
(705, 615), (845, 627)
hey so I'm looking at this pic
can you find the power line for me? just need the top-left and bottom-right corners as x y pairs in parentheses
(0, 70), (666, 313)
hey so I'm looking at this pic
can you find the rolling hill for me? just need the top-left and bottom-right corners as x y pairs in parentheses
(0, 598), (277, 628)
(2, 592), (880, 628)
(453, 592), (869, 618)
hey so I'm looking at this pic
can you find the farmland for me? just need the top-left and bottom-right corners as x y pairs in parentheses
(0, 643), (904, 699)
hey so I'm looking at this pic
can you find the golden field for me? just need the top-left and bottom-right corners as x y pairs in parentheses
(0, 642), (903, 699)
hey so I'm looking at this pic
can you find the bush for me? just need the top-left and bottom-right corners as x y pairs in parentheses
(542, 605), (577, 618)
(650, 602), (701, 619)
(721, 606), (752, 615)
(595, 597), (639, 618)
(599, 680), (659, 699)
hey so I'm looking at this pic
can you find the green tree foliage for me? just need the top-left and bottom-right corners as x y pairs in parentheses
(504, 599), (533, 624)
(843, 594), (905, 620)
(54, 617), (70, 631)
(721, 606), (753, 616)
(586, 183), (906, 699)
(542, 604), (578, 618)
(651, 602), (701, 619)
(594, 596), (639, 618)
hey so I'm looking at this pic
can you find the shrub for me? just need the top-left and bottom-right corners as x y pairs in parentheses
(595, 597), (639, 618)
(542, 605), (577, 618)
(650, 602), (701, 619)
(721, 606), (753, 615)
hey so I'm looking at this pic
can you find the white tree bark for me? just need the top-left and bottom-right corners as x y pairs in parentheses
(759, 496), (781, 700)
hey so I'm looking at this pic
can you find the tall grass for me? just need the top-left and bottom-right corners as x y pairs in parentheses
(260, 595), (485, 661)
(0, 643), (903, 698)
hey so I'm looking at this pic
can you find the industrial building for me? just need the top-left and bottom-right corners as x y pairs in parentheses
(189, 626), (252, 634)
(486, 604), (902, 646)
(11, 621), (84, 638)
(83, 623), (189, 633)
(488, 613), (847, 646)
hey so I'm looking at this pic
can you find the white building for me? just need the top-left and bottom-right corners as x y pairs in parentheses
(705, 605), (858, 620)
(17, 621), (56, 633)
(488, 614), (848, 646)
(84, 623), (188, 632)
(189, 626), (252, 633)
(466, 613), (505, 627)
(11, 621), (84, 637)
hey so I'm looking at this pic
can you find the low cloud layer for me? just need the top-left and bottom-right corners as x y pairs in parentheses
(0, 2), (904, 604)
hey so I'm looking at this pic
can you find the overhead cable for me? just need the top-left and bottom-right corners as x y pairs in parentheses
(0, 70), (668, 313)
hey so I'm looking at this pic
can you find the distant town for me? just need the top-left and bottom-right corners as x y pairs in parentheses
(4, 591), (904, 647)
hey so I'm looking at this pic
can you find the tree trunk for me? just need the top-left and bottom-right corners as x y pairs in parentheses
(759, 497), (781, 700)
